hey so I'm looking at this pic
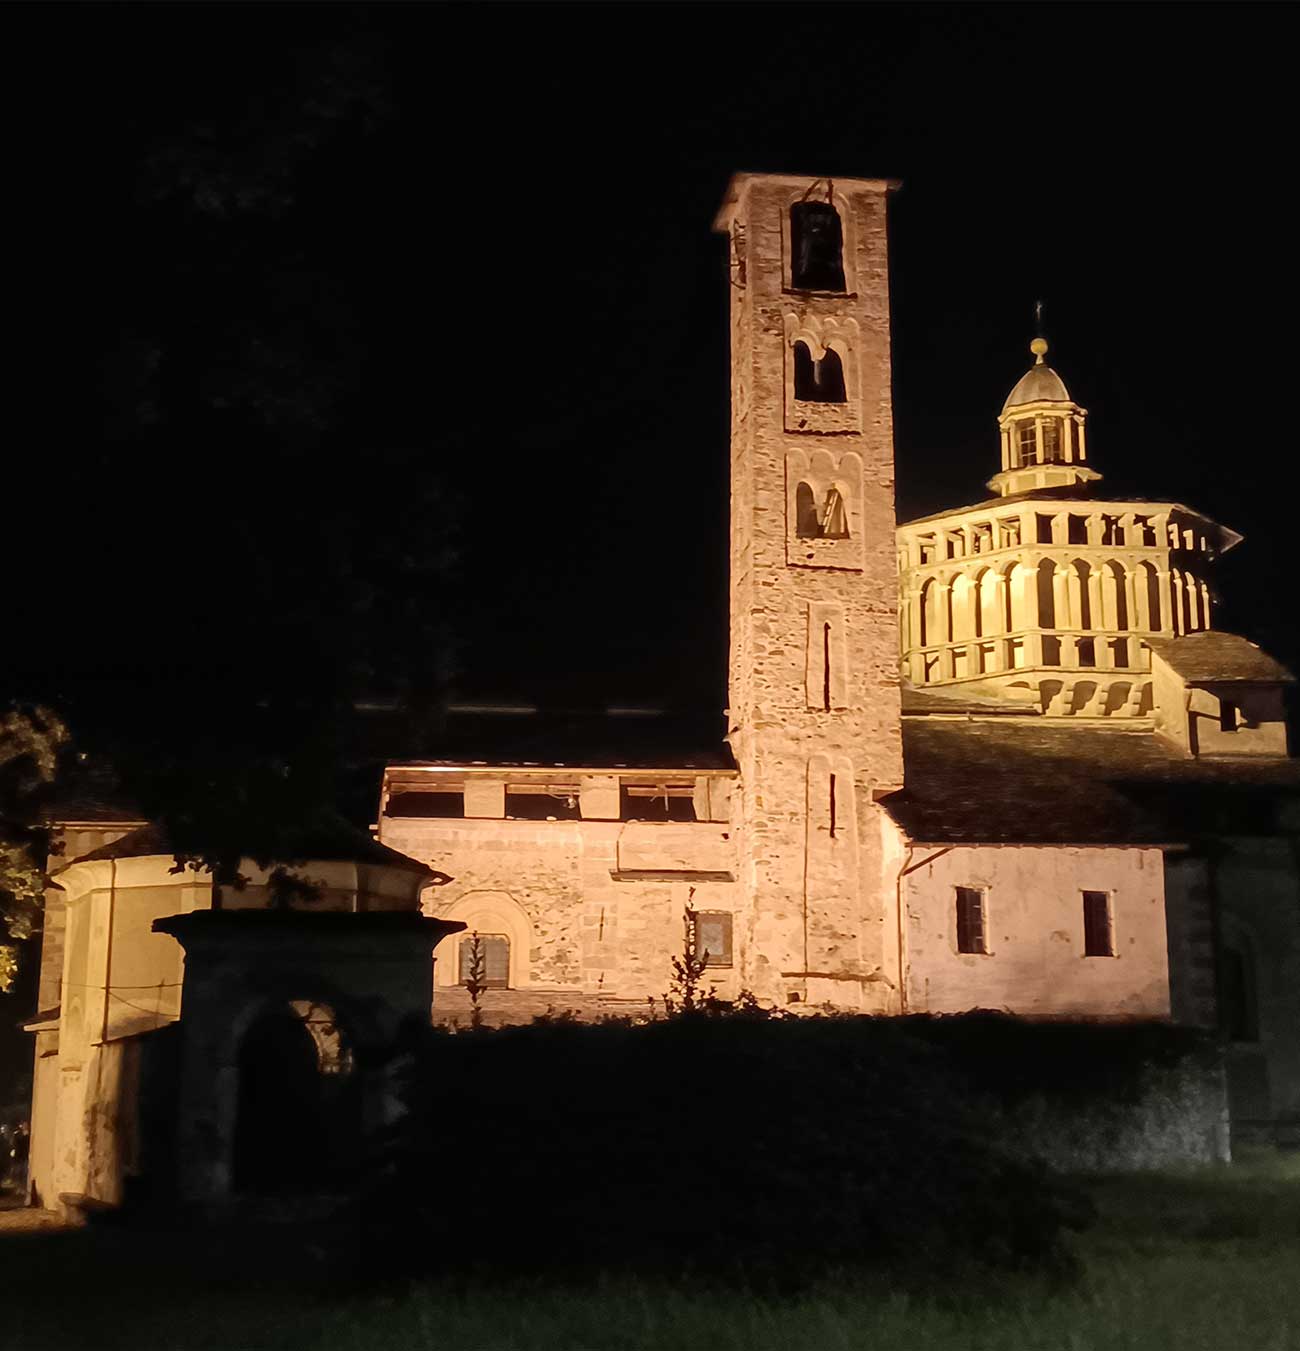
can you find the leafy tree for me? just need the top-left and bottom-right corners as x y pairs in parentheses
(0, 706), (69, 992)
(54, 32), (460, 884)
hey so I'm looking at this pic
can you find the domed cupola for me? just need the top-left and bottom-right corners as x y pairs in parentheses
(989, 334), (1100, 497)
(1002, 339), (1071, 412)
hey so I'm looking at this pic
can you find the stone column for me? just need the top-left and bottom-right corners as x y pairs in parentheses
(991, 571), (1008, 635)
(1087, 569), (1103, 630)
(1057, 568), (1074, 629)
(906, 586), (923, 649)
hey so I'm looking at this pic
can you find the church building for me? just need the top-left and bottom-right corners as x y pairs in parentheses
(25, 173), (1300, 1211)
(379, 174), (1299, 1132)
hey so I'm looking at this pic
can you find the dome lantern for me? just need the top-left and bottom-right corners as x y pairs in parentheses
(988, 332), (1099, 497)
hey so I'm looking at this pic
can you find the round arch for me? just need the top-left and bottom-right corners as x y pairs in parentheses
(432, 890), (532, 989)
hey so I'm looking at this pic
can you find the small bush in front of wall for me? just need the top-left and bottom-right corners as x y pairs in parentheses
(363, 1014), (1090, 1289)
(897, 1013), (1224, 1171)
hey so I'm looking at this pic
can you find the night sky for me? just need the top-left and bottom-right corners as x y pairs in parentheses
(5, 4), (1295, 741)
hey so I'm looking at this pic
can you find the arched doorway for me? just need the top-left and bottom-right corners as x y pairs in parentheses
(233, 1001), (359, 1194)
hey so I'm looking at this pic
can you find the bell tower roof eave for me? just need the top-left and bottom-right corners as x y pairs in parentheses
(713, 172), (902, 231)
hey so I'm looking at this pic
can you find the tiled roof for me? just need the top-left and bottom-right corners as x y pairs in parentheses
(369, 708), (736, 772)
(899, 489), (1239, 552)
(900, 684), (1037, 717)
(61, 818), (439, 877)
(1147, 632), (1295, 685)
(884, 718), (1300, 846)
(40, 761), (143, 825)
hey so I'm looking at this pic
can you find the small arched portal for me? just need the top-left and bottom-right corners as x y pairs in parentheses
(233, 1000), (359, 1195)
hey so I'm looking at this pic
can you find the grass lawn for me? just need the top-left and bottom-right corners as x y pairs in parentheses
(4, 1150), (1299, 1351)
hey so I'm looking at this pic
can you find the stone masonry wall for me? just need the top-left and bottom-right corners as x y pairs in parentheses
(717, 175), (903, 1011)
(902, 844), (1170, 1018)
(378, 816), (742, 1012)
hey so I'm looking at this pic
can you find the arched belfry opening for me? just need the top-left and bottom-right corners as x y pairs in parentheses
(790, 199), (845, 292)
(796, 482), (820, 538)
(820, 485), (849, 538)
(796, 482), (850, 540)
(793, 342), (847, 403)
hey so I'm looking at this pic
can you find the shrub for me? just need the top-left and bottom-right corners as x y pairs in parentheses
(362, 1015), (1089, 1288)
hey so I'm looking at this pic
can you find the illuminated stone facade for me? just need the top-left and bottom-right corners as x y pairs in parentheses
(897, 339), (1241, 718)
(716, 174), (903, 1011)
(27, 173), (1300, 1210)
(379, 175), (1248, 1033)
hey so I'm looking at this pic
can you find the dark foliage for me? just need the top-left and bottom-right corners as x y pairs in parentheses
(362, 1014), (1092, 1290)
(901, 1011), (1219, 1107)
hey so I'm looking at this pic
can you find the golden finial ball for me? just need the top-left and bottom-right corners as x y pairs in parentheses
(1030, 336), (1049, 360)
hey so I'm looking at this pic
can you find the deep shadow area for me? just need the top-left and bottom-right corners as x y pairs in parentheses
(358, 1013), (1218, 1290)
(4, 1151), (1300, 1351)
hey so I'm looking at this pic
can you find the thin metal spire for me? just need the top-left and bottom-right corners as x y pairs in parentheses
(1031, 300), (1048, 362)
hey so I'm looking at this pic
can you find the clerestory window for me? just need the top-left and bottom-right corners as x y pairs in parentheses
(1015, 421), (1038, 468)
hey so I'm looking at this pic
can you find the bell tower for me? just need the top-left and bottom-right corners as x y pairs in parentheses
(714, 174), (904, 1011)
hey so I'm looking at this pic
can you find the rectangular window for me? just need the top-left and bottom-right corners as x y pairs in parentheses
(692, 911), (733, 967)
(955, 887), (987, 955)
(385, 790), (464, 818)
(505, 785), (582, 820)
(1040, 420), (1063, 463)
(620, 784), (697, 821)
(1036, 513), (1055, 545)
(459, 934), (510, 988)
(1016, 422), (1037, 468)
(1219, 699), (1239, 733)
(1082, 892), (1114, 957)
